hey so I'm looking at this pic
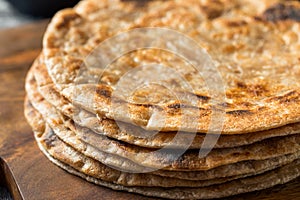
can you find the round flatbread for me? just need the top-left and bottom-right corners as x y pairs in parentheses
(43, 0), (300, 133)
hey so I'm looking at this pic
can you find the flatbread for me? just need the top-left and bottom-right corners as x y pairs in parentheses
(23, 1), (300, 198)
(43, 0), (300, 133)
(26, 67), (300, 171)
(24, 97), (300, 199)
(28, 97), (299, 189)
(33, 57), (300, 149)
(24, 84), (300, 181)
(25, 98), (255, 188)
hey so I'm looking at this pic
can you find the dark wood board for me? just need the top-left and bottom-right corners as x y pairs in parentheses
(0, 20), (299, 200)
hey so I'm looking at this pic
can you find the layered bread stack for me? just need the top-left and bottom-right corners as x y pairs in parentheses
(24, 0), (300, 199)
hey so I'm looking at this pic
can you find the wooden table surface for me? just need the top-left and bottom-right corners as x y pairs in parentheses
(0, 20), (299, 200)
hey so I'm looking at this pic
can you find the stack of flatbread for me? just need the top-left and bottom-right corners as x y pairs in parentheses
(24, 0), (300, 199)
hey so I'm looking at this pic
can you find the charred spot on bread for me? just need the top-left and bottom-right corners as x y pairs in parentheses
(261, 3), (300, 22)
(226, 110), (252, 116)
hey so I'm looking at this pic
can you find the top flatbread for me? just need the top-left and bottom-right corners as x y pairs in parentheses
(43, 0), (300, 133)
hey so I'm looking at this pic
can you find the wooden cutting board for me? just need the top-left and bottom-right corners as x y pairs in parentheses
(0, 20), (299, 200)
